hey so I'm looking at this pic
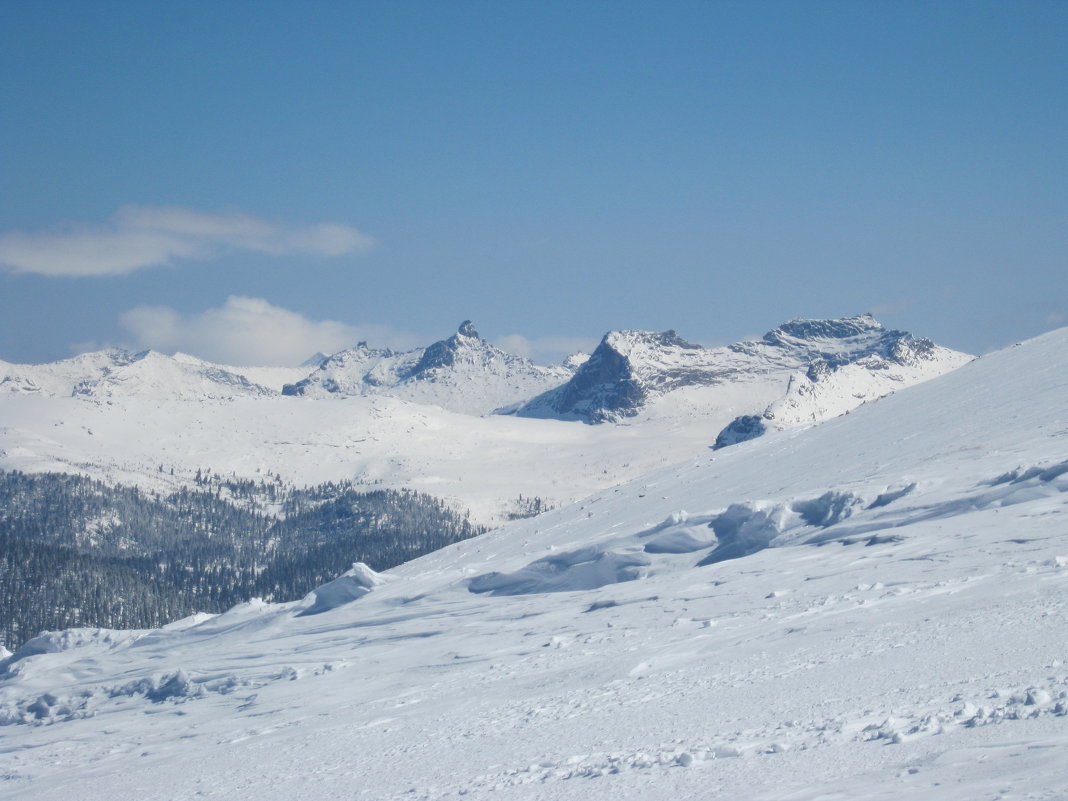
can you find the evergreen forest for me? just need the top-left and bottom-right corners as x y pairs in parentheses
(0, 471), (485, 650)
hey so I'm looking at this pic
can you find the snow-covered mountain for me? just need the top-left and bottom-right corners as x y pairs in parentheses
(712, 318), (973, 448)
(0, 349), (309, 399)
(75, 351), (279, 401)
(0, 349), (137, 397)
(0, 314), (971, 525)
(516, 314), (971, 441)
(283, 320), (575, 415)
(2, 326), (1065, 800)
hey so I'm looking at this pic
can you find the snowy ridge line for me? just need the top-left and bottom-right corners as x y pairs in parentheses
(283, 320), (576, 416)
(515, 313), (970, 426)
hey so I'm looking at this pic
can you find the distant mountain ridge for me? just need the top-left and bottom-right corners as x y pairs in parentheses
(0, 349), (138, 397)
(515, 314), (972, 438)
(0, 312), (974, 527)
(0, 314), (971, 441)
(0, 349), (282, 400)
(282, 320), (575, 415)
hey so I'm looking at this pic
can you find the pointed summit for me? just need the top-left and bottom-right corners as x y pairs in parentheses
(299, 352), (329, 369)
(279, 321), (571, 414)
(410, 321), (488, 373)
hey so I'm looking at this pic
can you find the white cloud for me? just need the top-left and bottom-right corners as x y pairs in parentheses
(495, 333), (599, 365)
(119, 296), (417, 366)
(0, 205), (374, 277)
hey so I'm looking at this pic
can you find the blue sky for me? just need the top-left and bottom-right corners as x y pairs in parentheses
(2, 1), (1065, 365)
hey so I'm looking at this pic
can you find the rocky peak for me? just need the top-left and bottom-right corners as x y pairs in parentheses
(516, 328), (705, 422)
(410, 320), (493, 374)
(756, 314), (927, 370)
(763, 314), (883, 346)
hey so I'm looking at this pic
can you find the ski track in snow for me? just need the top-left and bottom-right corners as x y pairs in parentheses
(0, 328), (1066, 799)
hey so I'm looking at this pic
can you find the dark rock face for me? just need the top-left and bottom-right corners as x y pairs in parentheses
(516, 329), (705, 422)
(712, 414), (767, 450)
(760, 315), (933, 370)
(762, 316), (883, 345)
(548, 336), (646, 421)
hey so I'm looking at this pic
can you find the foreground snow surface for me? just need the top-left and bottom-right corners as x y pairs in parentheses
(2, 329), (1067, 800)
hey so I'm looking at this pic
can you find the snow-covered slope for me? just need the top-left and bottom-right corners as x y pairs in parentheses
(2, 327), (1066, 801)
(225, 363), (318, 393)
(0, 349), (137, 396)
(516, 315), (971, 440)
(76, 351), (278, 400)
(284, 321), (575, 415)
(0, 392), (716, 524)
(713, 323), (973, 448)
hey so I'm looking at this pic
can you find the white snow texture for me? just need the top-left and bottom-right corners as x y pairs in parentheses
(2, 319), (1067, 800)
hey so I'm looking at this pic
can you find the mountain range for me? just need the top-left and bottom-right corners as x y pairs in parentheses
(3, 311), (968, 439)
(281, 320), (576, 415)
(1, 322), (1065, 801)
(0, 314), (969, 525)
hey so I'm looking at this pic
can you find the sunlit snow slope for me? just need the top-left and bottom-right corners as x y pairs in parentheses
(1, 327), (1066, 800)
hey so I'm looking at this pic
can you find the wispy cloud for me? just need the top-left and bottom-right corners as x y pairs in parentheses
(0, 205), (374, 277)
(495, 333), (598, 365)
(118, 296), (418, 366)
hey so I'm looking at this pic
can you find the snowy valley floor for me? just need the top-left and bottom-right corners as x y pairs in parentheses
(1, 329), (1067, 800)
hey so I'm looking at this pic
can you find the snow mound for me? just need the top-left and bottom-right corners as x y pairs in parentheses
(642, 525), (718, 554)
(1, 627), (147, 672)
(990, 458), (1068, 486)
(637, 512), (720, 554)
(696, 502), (794, 564)
(469, 546), (651, 595)
(160, 612), (217, 631)
(296, 562), (389, 616)
(115, 668), (202, 703)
